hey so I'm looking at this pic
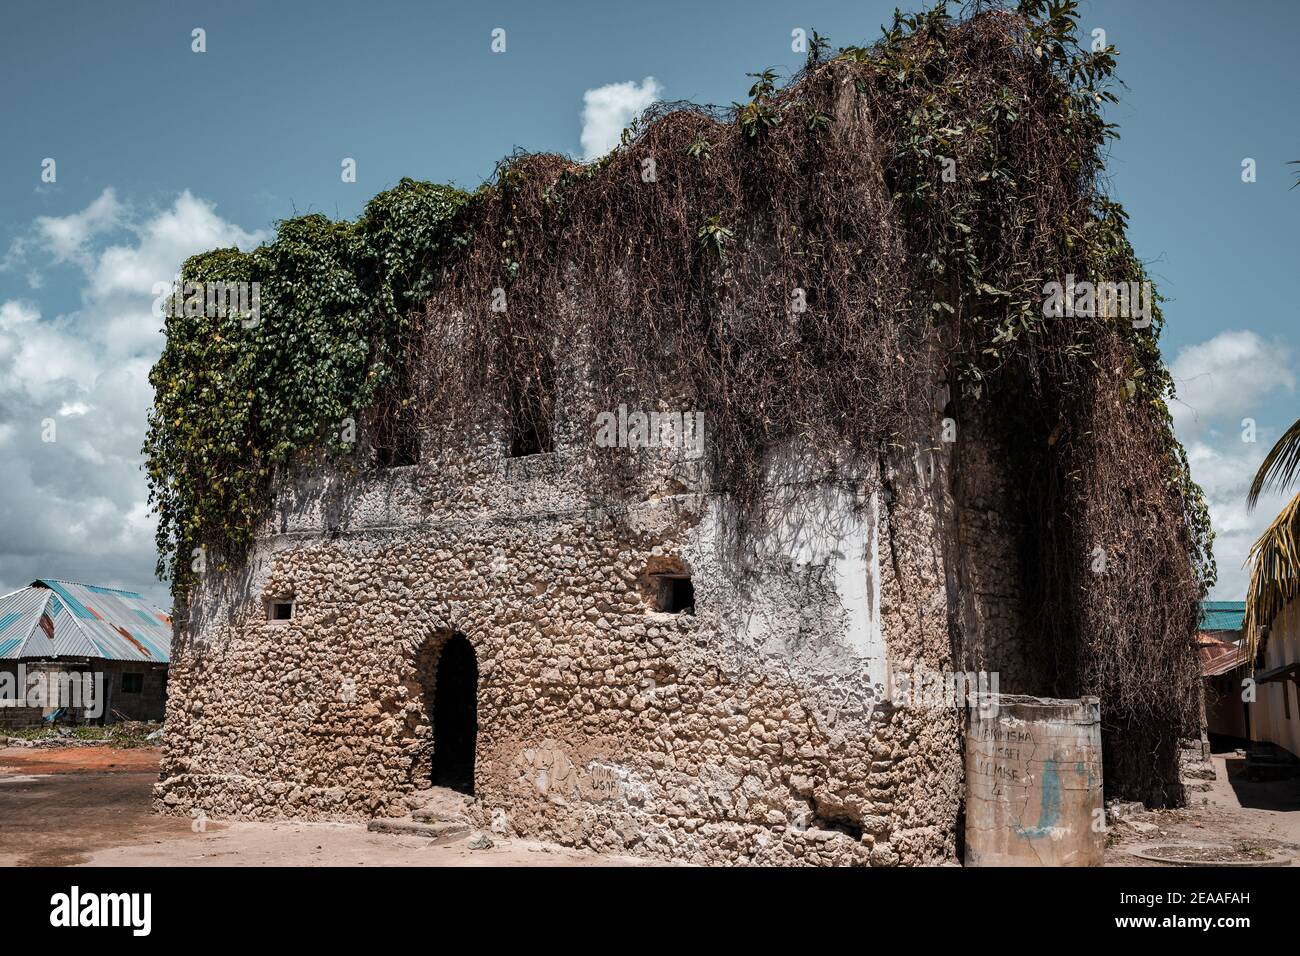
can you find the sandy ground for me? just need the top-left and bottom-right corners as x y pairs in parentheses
(1106, 752), (1300, 865)
(4, 744), (1299, 866)
(0, 745), (649, 867)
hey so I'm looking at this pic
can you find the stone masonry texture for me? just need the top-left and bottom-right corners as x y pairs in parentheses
(155, 364), (1038, 867)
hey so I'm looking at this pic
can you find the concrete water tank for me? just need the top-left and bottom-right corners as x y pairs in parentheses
(965, 694), (1104, 866)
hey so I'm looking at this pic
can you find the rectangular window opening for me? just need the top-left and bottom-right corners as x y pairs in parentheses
(376, 432), (419, 469)
(510, 418), (552, 458)
(374, 399), (420, 469)
(269, 601), (294, 622)
(659, 576), (695, 615)
(508, 365), (555, 458)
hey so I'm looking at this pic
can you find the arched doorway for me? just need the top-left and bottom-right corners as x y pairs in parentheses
(431, 633), (478, 794)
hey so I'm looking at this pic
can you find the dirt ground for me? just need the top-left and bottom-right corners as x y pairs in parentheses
(0, 745), (648, 867)
(1105, 752), (1300, 866)
(3, 744), (1298, 866)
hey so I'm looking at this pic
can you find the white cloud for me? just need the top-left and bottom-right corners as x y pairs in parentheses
(580, 77), (663, 160)
(1169, 331), (1299, 599)
(0, 190), (265, 606)
(32, 187), (126, 266)
(1169, 330), (1295, 441)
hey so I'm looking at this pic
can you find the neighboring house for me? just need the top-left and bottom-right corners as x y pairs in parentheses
(1248, 601), (1300, 760)
(0, 580), (171, 728)
(1197, 601), (1251, 742)
(1196, 599), (1300, 760)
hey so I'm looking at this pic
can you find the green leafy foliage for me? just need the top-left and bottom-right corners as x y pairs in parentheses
(734, 69), (782, 139)
(697, 215), (734, 259)
(144, 179), (470, 594)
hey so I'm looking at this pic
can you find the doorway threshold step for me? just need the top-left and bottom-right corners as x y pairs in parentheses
(366, 818), (471, 843)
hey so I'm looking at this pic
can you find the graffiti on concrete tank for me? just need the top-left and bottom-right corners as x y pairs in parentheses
(1012, 756), (1061, 839)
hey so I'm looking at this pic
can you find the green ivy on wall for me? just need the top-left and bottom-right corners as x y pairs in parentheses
(143, 179), (470, 594)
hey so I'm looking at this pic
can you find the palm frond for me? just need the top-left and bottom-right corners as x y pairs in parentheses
(1243, 491), (1300, 661)
(1248, 418), (1300, 510)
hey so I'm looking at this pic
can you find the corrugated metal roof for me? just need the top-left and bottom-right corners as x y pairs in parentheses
(0, 580), (171, 663)
(1200, 600), (1246, 633)
(1199, 634), (1251, 677)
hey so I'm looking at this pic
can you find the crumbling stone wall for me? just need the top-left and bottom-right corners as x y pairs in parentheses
(156, 374), (1034, 865)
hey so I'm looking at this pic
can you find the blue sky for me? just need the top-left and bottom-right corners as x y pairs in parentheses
(0, 0), (1297, 605)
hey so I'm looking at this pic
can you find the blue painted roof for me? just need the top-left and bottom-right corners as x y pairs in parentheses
(1200, 600), (1246, 632)
(0, 580), (171, 663)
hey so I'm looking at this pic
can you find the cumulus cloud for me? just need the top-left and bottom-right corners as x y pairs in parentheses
(0, 191), (265, 606)
(1168, 331), (1298, 599)
(88, 190), (264, 357)
(33, 188), (126, 266)
(1169, 330), (1295, 442)
(580, 77), (663, 160)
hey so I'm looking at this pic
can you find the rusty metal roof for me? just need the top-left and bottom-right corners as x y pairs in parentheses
(1198, 633), (1251, 678)
(0, 580), (171, 663)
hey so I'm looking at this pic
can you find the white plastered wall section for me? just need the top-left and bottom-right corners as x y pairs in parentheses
(682, 445), (891, 711)
(1252, 599), (1300, 759)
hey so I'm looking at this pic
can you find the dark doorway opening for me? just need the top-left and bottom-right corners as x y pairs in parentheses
(431, 633), (478, 794)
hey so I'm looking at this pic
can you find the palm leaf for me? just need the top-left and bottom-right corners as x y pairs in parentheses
(1243, 491), (1300, 659)
(1247, 418), (1300, 510)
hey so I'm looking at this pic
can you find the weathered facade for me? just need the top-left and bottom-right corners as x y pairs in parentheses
(155, 361), (1056, 865)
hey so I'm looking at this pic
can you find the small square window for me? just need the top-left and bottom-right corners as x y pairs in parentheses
(122, 673), (143, 694)
(269, 601), (294, 621)
(376, 430), (419, 468)
(509, 418), (552, 458)
(658, 576), (695, 615)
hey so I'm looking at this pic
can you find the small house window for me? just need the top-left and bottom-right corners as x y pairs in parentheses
(657, 576), (695, 615)
(269, 601), (294, 622)
(121, 673), (143, 694)
(510, 421), (550, 458)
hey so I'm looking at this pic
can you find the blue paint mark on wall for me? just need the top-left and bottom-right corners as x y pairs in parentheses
(1013, 757), (1062, 839)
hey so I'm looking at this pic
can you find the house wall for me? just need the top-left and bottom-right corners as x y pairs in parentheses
(154, 375), (1041, 865)
(102, 661), (168, 722)
(1250, 601), (1300, 758)
(0, 660), (166, 726)
(1205, 675), (1248, 741)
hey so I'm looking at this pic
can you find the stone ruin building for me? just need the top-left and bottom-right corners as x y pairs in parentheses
(153, 11), (1206, 866)
(156, 376), (1043, 865)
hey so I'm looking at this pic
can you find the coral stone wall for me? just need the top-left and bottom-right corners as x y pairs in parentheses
(156, 405), (1030, 865)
